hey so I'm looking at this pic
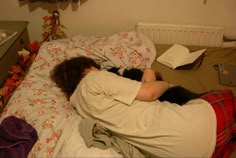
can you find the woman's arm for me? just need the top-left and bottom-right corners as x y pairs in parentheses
(135, 80), (171, 101)
(141, 68), (156, 82)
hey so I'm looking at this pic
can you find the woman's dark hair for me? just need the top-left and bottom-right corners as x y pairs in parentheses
(50, 56), (100, 100)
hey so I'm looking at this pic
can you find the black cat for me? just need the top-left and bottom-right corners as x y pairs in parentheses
(108, 67), (203, 105)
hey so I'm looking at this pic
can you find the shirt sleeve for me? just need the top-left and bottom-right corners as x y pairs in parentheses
(85, 71), (141, 105)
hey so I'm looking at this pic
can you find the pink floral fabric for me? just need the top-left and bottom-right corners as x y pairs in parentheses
(65, 31), (156, 69)
(1, 39), (79, 157)
(0, 32), (156, 157)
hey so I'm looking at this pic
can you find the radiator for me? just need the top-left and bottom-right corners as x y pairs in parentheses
(136, 22), (224, 47)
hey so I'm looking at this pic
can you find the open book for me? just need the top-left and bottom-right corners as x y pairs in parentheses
(156, 44), (206, 69)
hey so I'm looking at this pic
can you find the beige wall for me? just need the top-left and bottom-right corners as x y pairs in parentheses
(0, 0), (236, 42)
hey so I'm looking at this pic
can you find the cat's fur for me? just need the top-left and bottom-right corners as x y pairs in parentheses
(108, 67), (203, 105)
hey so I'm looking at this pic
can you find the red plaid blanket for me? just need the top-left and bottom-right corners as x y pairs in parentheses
(201, 89), (236, 158)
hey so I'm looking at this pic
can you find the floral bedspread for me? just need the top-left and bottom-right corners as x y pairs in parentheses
(0, 32), (156, 157)
(65, 31), (156, 69)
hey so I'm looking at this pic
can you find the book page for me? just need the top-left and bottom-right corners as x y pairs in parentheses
(156, 44), (190, 69)
(179, 49), (206, 67)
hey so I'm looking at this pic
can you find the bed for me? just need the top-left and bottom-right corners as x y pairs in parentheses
(0, 31), (236, 158)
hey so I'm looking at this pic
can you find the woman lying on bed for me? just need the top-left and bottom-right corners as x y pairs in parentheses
(50, 56), (236, 158)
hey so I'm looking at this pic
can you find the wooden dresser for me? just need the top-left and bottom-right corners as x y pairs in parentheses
(0, 21), (29, 86)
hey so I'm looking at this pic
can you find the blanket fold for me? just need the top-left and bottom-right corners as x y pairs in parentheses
(79, 118), (148, 158)
(0, 116), (38, 158)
